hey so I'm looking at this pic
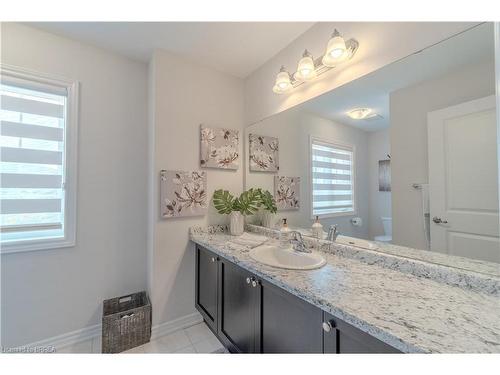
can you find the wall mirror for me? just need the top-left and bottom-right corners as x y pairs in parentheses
(245, 23), (500, 274)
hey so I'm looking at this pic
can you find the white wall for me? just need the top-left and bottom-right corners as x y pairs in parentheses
(390, 60), (496, 250)
(148, 50), (244, 326)
(368, 129), (391, 239)
(244, 22), (478, 125)
(0, 23), (148, 347)
(245, 109), (369, 238)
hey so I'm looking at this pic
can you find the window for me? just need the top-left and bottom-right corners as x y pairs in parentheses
(1, 66), (78, 253)
(310, 137), (355, 217)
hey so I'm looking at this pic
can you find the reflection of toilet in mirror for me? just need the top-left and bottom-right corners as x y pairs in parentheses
(374, 217), (392, 243)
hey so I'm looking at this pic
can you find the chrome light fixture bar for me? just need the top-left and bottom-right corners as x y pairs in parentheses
(272, 29), (359, 94)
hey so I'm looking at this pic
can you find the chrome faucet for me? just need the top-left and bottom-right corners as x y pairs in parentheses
(326, 224), (339, 242)
(289, 231), (311, 253)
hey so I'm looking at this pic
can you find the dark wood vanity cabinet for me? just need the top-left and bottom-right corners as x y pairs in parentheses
(195, 244), (401, 354)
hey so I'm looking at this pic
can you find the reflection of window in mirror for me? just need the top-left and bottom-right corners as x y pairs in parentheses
(310, 137), (355, 218)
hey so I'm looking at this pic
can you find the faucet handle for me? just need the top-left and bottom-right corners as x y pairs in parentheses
(326, 224), (339, 241)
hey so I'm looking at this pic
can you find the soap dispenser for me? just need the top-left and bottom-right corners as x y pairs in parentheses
(311, 216), (323, 239)
(279, 218), (291, 249)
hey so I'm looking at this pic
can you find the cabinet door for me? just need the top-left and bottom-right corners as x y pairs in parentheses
(323, 312), (400, 353)
(261, 280), (323, 353)
(218, 259), (260, 353)
(195, 246), (218, 332)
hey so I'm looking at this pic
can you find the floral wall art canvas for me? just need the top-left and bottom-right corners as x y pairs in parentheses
(200, 125), (239, 169)
(249, 133), (279, 172)
(160, 170), (207, 218)
(274, 176), (300, 210)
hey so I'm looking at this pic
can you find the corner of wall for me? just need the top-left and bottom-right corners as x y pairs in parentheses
(146, 54), (157, 298)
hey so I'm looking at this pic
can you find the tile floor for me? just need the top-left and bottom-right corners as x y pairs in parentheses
(123, 322), (225, 354)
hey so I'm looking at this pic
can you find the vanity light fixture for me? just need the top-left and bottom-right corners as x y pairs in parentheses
(294, 50), (317, 82)
(272, 28), (359, 94)
(272, 66), (292, 94)
(347, 108), (372, 120)
(322, 29), (348, 66)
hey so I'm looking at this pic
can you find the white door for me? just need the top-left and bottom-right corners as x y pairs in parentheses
(428, 95), (499, 262)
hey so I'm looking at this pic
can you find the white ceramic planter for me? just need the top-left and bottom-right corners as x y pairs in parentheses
(261, 211), (276, 228)
(229, 211), (244, 236)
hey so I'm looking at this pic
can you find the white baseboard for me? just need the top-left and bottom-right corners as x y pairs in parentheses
(25, 323), (101, 353)
(22, 311), (203, 353)
(150, 312), (203, 341)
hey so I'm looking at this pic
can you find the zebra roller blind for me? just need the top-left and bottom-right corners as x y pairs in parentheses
(1, 76), (67, 244)
(311, 138), (355, 216)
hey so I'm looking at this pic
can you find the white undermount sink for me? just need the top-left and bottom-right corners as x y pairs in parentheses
(249, 244), (326, 270)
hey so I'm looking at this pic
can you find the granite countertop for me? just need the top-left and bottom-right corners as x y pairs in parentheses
(369, 239), (500, 278)
(189, 225), (500, 353)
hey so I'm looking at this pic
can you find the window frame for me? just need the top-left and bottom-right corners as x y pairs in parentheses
(1, 64), (79, 254)
(309, 136), (357, 220)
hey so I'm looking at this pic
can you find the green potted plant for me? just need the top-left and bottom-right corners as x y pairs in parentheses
(257, 189), (278, 228)
(213, 188), (261, 235)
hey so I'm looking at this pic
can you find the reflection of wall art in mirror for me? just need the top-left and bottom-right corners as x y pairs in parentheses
(249, 133), (279, 172)
(200, 125), (239, 169)
(160, 170), (207, 218)
(274, 176), (300, 210)
(378, 159), (391, 192)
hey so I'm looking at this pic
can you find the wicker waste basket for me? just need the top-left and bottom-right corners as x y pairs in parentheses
(102, 291), (152, 353)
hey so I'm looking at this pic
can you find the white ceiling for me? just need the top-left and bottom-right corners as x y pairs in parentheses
(29, 22), (315, 78)
(302, 23), (494, 132)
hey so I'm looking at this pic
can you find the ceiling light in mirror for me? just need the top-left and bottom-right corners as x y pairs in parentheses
(294, 50), (317, 82)
(347, 108), (372, 120)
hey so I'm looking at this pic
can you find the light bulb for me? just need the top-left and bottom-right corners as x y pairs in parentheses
(300, 68), (311, 76)
(322, 29), (347, 67)
(273, 66), (292, 94)
(294, 50), (316, 82)
(278, 81), (288, 89)
(329, 47), (344, 59)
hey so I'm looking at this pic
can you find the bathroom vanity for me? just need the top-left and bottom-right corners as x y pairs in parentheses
(195, 243), (399, 353)
(190, 225), (500, 353)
